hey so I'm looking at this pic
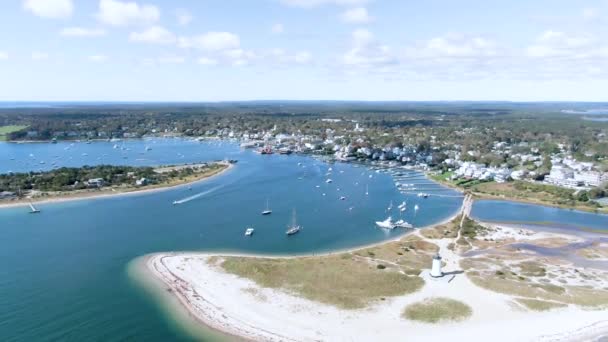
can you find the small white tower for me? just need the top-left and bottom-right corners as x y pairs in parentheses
(430, 253), (443, 278)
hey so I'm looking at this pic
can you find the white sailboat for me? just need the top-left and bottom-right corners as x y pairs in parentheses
(286, 209), (301, 235)
(28, 201), (41, 214)
(262, 199), (272, 215)
(387, 200), (393, 211)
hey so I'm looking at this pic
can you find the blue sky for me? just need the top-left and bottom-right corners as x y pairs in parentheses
(1, 0), (608, 101)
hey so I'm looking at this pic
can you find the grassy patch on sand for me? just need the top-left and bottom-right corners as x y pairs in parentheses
(403, 297), (472, 323)
(0, 125), (28, 141)
(466, 266), (608, 307)
(515, 298), (566, 311)
(420, 215), (460, 239)
(218, 254), (425, 309)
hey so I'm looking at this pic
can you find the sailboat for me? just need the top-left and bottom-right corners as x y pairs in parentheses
(28, 201), (41, 214)
(365, 184), (369, 196)
(262, 199), (272, 215)
(387, 200), (393, 211)
(285, 209), (301, 235)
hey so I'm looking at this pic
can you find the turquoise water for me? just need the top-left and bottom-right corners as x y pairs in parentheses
(0, 139), (461, 341)
(2, 140), (607, 341)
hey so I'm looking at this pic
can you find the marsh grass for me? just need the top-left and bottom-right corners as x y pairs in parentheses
(403, 297), (472, 323)
(219, 255), (424, 309)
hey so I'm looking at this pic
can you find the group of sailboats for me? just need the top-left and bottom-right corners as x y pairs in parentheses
(244, 200), (301, 236)
(376, 198), (417, 230)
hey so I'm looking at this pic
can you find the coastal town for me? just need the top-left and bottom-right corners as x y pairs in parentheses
(2, 110), (607, 212)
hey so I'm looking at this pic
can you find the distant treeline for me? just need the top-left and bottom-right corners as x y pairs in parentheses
(1, 102), (607, 166)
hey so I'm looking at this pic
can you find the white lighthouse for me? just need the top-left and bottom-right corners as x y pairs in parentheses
(430, 253), (443, 278)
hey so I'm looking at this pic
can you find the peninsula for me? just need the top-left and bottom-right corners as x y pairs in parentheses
(139, 197), (608, 341)
(0, 161), (233, 208)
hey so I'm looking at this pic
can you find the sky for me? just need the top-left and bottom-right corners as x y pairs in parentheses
(1, 0), (608, 102)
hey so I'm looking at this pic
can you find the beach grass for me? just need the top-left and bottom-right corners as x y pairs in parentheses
(515, 298), (566, 311)
(402, 297), (472, 323)
(468, 273), (608, 307)
(218, 254), (425, 309)
(0, 125), (28, 141)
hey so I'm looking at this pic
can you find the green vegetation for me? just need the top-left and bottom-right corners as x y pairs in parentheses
(0, 163), (225, 193)
(515, 298), (566, 311)
(0, 125), (27, 141)
(403, 297), (472, 323)
(462, 257), (608, 307)
(470, 181), (606, 213)
(218, 254), (424, 309)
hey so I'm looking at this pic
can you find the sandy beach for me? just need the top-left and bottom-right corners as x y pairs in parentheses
(140, 217), (608, 342)
(143, 252), (607, 342)
(0, 162), (234, 209)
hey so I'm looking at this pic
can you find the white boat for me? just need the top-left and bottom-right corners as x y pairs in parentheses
(172, 200), (179, 205)
(28, 202), (41, 214)
(376, 216), (395, 229)
(414, 204), (420, 211)
(340, 196), (346, 200)
(365, 184), (369, 196)
(387, 200), (393, 211)
(262, 199), (272, 215)
(417, 193), (429, 198)
(245, 227), (255, 236)
(398, 201), (407, 210)
(286, 209), (301, 235)
(394, 219), (413, 229)
(326, 179), (333, 183)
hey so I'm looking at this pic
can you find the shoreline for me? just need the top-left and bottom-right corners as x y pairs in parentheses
(427, 172), (607, 215)
(139, 250), (608, 341)
(0, 162), (234, 210)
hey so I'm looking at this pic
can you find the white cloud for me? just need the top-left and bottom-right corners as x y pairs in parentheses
(60, 27), (106, 37)
(0, 52), (8, 60)
(178, 32), (241, 51)
(340, 7), (372, 24)
(23, 0), (73, 19)
(31, 52), (49, 61)
(198, 57), (219, 66)
(582, 8), (599, 21)
(407, 33), (499, 59)
(88, 55), (108, 63)
(175, 8), (193, 26)
(130, 26), (176, 44)
(279, 0), (369, 8)
(342, 29), (396, 68)
(269, 48), (312, 64)
(527, 31), (596, 58)
(272, 23), (285, 34)
(97, 0), (160, 27)
(141, 55), (186, 66)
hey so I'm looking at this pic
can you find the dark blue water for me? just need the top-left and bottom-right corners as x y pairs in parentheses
(0, 139), (462, 341)
(2, 140), (606, 341)
(0, 138), (237, 174)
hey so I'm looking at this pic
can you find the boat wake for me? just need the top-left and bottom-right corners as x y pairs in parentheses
(173, 185), (224, 205)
